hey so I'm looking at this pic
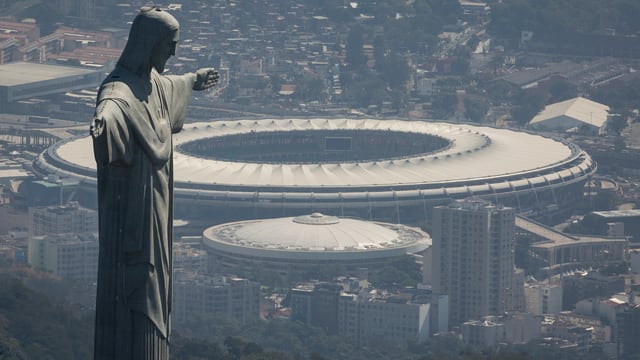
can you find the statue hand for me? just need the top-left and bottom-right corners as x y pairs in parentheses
(193, 68), (219, 91)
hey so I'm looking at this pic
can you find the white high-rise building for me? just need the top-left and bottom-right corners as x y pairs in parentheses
(29, 202), (97, 236)
(431, 199), (518, 327)
(27, 233), (98, 283)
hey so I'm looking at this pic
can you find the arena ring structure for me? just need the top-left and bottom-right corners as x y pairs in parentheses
(34, 118), (596, 223)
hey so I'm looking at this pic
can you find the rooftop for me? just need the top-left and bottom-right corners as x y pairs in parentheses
(0, 62), (99, 87)
(54, 118), (581, 188)
(530, 97), (610, 128)
(591, 209), (640, 218)
(516, 215), (627, 249)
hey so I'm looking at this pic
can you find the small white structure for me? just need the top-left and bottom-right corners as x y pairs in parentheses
(529, 97), (610, 134)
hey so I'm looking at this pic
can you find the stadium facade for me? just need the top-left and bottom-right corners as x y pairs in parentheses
(33, 118), (596, 223)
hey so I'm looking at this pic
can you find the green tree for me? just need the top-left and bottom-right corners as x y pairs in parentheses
(296, 77), (327, 102)
(346, 26), (368, 71)
(548, 81), (577, 103)
(0, 276), (93, 359)
(607, 115), (627, 135)
(345, 74), (387, 109)
(464, 97), (490, 123)
(376, 53), (410, 91)
(511, 90), (547, 125)
(431, 93), (458, 119)
(172, 336), (228, 360)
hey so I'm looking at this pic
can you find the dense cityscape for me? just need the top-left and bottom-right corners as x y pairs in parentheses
(1, 0), (640, 359)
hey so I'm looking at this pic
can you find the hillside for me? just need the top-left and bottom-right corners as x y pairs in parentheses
(0, 274), (93, 359)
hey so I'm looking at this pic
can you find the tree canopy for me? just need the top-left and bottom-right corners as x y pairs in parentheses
(489, 0), (640, 40)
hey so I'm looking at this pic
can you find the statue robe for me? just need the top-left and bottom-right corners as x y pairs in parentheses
(91, 66), (192, 359)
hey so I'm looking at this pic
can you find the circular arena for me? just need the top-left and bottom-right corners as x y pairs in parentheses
(34, 118), (596, 223)
(202, 213), (431, 281)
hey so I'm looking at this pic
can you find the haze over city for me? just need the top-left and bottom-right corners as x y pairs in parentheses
(1, 0), (640, 359)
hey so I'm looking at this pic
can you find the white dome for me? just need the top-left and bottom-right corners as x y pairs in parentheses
(203, 214), (431, 261)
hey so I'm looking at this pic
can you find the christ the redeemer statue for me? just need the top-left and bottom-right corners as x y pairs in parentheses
(90, 7), (218, 359)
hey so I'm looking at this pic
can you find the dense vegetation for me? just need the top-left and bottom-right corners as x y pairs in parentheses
(0, 275), (93, 359)
(489, 0), (640, 40)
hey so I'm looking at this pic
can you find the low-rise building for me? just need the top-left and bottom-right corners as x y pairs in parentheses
(556, 312), (612, 343)
(290, 281), (447, 345)
(461, 319), (505, 348)
(563, 272), (625, 310)
(173, 240), (208, 273)
(339, 290), (448, 345)
(528, 97), (610, 135)
(461, 313), (541, 347)
(623, 304), (640, 359)
(516, 216), (628, 276)
(173, 273), (260, 325)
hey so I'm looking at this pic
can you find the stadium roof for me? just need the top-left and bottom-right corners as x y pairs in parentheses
(590, 209), (640, 218)
(0, 62), (99, 87)
(529, 97), (610, 129)
(53, 118), (580, 188)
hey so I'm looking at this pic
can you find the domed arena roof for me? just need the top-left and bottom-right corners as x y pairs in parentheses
(202, 213), (431, 261)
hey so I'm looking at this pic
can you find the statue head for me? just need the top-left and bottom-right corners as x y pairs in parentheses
(117, 7), (180, 75)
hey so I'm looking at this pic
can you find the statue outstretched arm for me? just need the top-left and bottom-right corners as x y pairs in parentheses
(162, 68), (218, 133)
(193, 68), (219, 91)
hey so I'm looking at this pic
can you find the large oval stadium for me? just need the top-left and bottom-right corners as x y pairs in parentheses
(33, 118), (596, 223)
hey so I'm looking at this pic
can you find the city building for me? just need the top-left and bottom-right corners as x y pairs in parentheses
(622, 304), (640, 359)
(562, 272), (625, 310)
(556, 312), (613, 344)
(290, 282), (342, 333)
(575, 295), (629, 354)
(631, 250), (640, 274)
(172, 273), (260, 325)
(203, 213), (431, 282)
(528, 97), (610, 135)
(524, 281), (563, 315)
(29, 201), (97, 236)
(542, 319), (593, 352)
(0, 20), (40, 64)
(583, 209), (640, 242)
(430, 199), (521, 327)
(290, 281), (448, 345)
(0, 62), (102, 111)
(27, 232), (98, 283)
(461, 318), (504, 348)
(340, 291), (448, 345)
(35, 118), (596, 223)
(56, 0), (96, 21)
(461, 313), (540, 347)
(173, 240), (209, 273)
(516, 216), (628, 275)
